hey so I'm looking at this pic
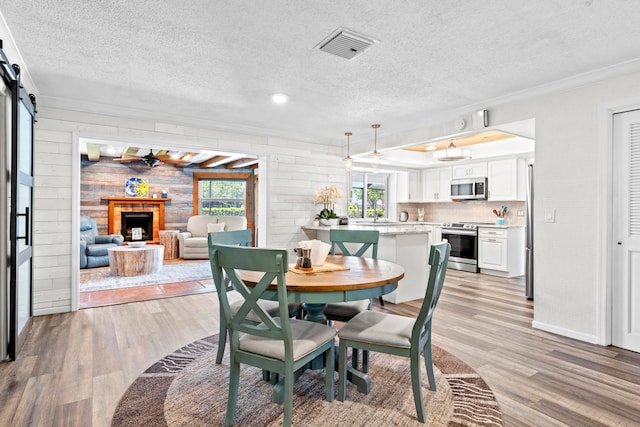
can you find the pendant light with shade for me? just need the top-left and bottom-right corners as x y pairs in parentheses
(344, 132), (353, 171)
(432, 139), (472, 162)
(371, 124), (381, 168)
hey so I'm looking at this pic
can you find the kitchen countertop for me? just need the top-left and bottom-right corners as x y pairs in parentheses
(302, 223), (434, 236)
(303, 221), (523, 234)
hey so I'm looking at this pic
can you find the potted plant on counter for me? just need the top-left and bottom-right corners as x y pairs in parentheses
(313, 185), (342, 226)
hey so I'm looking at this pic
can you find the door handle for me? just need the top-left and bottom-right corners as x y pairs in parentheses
(16, 206), (30, 245)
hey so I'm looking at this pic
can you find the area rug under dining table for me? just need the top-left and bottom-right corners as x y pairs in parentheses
(112, 334), (503, 426)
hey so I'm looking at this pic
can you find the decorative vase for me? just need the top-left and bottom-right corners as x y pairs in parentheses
(320, 218), (339, 226)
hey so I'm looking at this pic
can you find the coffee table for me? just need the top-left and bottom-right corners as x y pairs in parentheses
(108, 244), (164, 276)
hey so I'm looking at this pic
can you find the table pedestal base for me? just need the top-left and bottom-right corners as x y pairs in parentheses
(303, 302), (328, 323)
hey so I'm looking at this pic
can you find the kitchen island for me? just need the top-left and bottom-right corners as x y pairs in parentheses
(302, 222), (439, 303)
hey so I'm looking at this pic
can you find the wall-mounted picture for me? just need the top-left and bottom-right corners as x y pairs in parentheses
(125, 177), (148, 198)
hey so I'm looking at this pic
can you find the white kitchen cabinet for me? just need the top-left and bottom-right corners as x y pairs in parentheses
(452, 162), (487, 179)
(478, 229), (508, 271)
(487, 157), (526, 201)
(408, 170), (420, 201)
(422, 167), (451, 202)
(431, 225), (442, 244)
(397, 170), (421, 202)
(478, 227), (525, 277)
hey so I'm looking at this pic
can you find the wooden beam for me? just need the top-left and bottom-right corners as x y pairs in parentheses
(199, 155), (230, 168)
(225, 158), (259, 169)
(86, 143), (101, 161)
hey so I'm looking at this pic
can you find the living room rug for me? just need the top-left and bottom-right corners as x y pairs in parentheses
(112, 335), (503, 426)
(80, 261), (212, 292)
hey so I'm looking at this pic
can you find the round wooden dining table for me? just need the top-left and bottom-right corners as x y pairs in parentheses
(238, 254), (405, 396)
(237, 254), (405, 322)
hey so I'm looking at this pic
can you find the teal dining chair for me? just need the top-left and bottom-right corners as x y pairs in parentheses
(325, 228), (381, 323)
(324, 229), (380, 371)
(209, 229), (301, 365)
(209, 243), (336, 427)
(337, 241), (451, 424)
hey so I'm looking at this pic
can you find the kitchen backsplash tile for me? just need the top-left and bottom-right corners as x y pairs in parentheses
(398, 200), (527, 226)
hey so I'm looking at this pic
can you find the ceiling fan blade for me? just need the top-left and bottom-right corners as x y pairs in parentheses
(155, 154), (191, 165)
(113, 154), (142, 163)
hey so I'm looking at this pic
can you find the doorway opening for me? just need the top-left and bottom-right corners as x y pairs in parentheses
(77, 139), (260, 308)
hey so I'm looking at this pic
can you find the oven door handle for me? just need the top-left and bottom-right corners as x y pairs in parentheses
(442, 229), (477, 236)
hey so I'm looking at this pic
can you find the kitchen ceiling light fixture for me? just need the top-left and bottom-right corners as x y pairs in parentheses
(344, 131), (353, 171)
(371, 124), (381, 168)
(432, 140), (472, 162)
(424, 143), (438, 151)
(271, 93), (288, 104)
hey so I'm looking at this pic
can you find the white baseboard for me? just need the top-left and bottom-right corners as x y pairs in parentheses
(33, 306), (73, 316)
(532, 320), (601, 345)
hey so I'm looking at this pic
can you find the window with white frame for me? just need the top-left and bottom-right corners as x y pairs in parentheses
(349, 172), (388, 219)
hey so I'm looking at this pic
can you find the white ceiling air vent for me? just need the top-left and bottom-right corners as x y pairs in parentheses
(315, 28), (378, 60)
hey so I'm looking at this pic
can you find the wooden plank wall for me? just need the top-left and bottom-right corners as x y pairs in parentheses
(80, 156), (194, 234)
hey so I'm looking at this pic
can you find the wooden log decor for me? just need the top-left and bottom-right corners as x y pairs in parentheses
(158, 230), (179, 259)
(108, 245), (164, 276)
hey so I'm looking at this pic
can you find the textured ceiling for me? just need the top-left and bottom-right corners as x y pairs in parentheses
(2, 1), (640, 146)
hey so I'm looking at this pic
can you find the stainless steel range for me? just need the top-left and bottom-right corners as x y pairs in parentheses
(441, 223), (480, 273)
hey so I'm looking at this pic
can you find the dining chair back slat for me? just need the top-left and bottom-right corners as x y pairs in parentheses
(209, 228), (253, 247)
(212, 246), (292, 341)
(329, 229), (379, 258)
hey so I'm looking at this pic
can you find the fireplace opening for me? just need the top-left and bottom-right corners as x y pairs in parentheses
(121, 211), (153, 241)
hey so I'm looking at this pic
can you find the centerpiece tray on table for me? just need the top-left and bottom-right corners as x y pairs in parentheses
(288, 263), (350, 274)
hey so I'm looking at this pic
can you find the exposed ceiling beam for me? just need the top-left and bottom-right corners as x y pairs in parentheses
(86, 143), (101, 161)
(180, 152), (197, 161)
(225, 158), (259, 169)
(199, 155), (231, 168)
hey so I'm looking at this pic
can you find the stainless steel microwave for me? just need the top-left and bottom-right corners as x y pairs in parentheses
(450, 177), (488, 200)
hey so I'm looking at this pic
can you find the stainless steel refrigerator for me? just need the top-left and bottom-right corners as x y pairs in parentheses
(525, 164), (534, 299)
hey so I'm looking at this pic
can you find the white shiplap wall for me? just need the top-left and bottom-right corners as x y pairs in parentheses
(32, 107), (347, 315)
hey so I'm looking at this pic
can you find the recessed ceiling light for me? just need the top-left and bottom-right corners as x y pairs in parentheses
(271, 93), (288, 104)
(424, 144), (438, 151)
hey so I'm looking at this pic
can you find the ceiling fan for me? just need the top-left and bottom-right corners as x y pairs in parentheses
(113, 149), (191, 167)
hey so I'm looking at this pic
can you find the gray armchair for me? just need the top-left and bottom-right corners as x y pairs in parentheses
(178, 215), (248, 259)
(80, 215), (124, 268)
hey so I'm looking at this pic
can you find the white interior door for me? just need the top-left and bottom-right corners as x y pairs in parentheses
(612, 109), (640, 352)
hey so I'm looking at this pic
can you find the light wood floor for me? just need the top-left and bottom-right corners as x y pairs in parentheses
(1, 270), (639, 426)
